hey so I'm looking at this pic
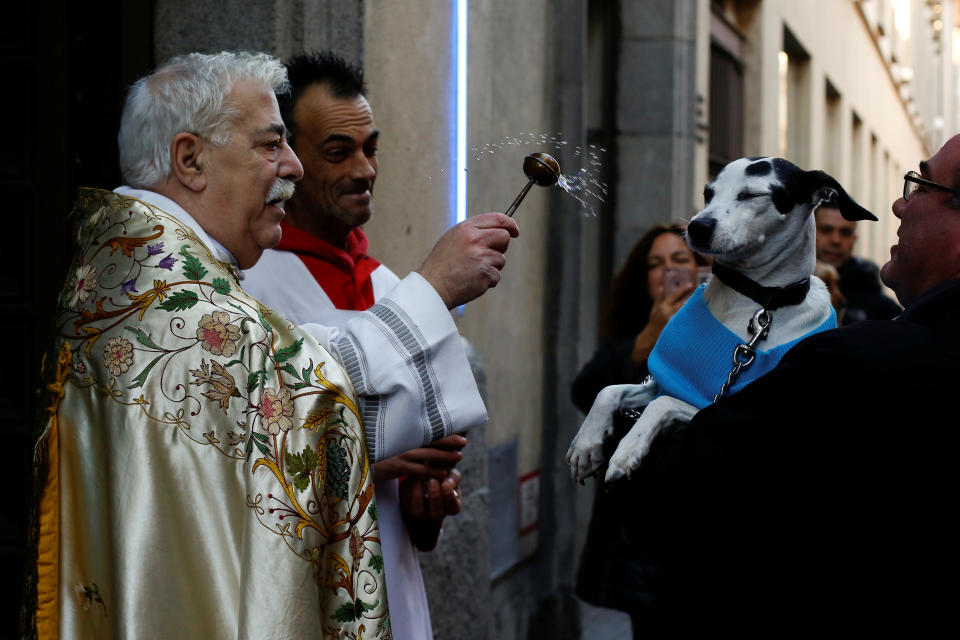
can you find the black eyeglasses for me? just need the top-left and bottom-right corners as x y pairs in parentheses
(903, 170), (959, 200)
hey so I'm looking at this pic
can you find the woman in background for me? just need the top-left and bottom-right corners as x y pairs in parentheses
(572, 224), (701, 413)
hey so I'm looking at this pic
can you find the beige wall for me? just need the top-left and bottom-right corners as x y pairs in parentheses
(364, 0), (553, 483)
(711, 0), (949, 284)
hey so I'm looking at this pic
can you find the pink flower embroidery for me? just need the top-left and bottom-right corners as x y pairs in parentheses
(259, 387), (294, 435)
(67, 264), (98, 309)
(196, 311), (241, 357)
(103, 336), (134, 376)
(71, 352), (87, 375)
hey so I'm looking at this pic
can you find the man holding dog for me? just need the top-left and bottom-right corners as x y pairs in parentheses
(24, 51), (518, 639)
(631, 135), (960, 633)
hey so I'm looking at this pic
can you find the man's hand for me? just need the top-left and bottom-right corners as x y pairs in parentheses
(399, 469), (463, 551)
(372, 434), (467, 484)
(417, 212), (520, 309)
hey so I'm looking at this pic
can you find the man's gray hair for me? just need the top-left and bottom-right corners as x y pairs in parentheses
(118, 51), (289, 188)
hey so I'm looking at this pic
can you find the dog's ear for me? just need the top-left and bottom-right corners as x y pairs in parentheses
(798, 170), (877, 221)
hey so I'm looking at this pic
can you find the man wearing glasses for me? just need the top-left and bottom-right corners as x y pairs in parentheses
(627, 135), (960, 633)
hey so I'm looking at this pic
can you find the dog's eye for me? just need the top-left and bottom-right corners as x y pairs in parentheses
(703, 186), (714, 205)
(736, 189), (768, 201)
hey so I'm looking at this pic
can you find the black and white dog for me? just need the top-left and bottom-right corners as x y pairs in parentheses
(567, 157), (875, 483)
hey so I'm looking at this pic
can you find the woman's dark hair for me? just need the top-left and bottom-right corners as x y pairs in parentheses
(601, 223), (690, 339)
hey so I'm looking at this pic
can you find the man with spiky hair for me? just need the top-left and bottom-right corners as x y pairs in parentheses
(245, 51), (471, 640)
(25, 51), (517, 639)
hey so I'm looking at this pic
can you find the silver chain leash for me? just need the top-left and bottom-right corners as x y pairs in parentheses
(714, 308), (771, 402)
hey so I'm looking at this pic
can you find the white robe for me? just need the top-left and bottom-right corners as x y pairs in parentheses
(246, 246), (462, 640)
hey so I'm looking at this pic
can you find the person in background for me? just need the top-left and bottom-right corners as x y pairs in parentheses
(815, 203), (900, 323)
(571, 224), (701, 414)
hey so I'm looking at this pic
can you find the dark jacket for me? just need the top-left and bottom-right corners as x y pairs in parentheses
(837, 256), (901, 324)
(571, 338), (650, 415)
(571, 339), (658, 614)
(631, 278), (960, 633)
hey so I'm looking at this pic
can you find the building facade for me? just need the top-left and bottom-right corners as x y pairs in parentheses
(6, 1), (956, 638)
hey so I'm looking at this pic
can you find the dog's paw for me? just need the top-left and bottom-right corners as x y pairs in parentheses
(603, 433), (652, 483)
(566, 432), (605, 484)
(604, 448), (640, 483)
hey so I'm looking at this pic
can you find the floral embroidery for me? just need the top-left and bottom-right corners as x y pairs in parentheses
(67, 264), (98, 309)
(158, 253), (177, 270)
(50, 189), (387, 637)
(189, 359), (239, 413)
(196, 311), (241, 357)
(102, 337), (134, 376)
(259, 387), (294, 434)
(71, 351), (87, 375)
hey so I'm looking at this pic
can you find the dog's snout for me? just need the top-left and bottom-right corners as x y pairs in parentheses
(687, 217), (716, 249)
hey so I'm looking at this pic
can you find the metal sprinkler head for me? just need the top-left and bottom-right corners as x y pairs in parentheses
(504, 152), (561, 217)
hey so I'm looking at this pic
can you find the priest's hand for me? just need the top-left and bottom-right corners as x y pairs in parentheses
(417, 212), (520, 309)
(399, 469), (463, 551)
(372, 434), (467, 483)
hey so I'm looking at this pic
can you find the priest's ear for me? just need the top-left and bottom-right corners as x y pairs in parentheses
(169, 132), (207, 192)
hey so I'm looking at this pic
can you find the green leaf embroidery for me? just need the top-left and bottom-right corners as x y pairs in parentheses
(257, 308), (273, 333)
(333, 602), (357, 623)
(246, 370), (266, 393)
(279, 363), (299, 379)
(368, 503), (377, 520)
(127, 354), (164, 389)
(158, 290), (199, 312)
(124, 326), (163, 350)
(285, 445), (317, 492)
(301, 359), (314, 384)
(179, 245), (208, 281)
(211, 277), (231, 295)
(368, 555), (384, 573)
(224, 344), (248, 370)
(274, 338), (303, 363)
(227, 301), (252, 316)
(239, 316), (255, 334)
(251, 432), (272, 458)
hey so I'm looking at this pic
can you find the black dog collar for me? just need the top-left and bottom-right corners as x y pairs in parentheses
(711, 263), (810, 310)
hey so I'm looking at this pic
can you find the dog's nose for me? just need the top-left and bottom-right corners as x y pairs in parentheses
(687, 217), (716, 249)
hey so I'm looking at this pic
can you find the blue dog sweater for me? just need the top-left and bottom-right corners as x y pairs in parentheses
(648, 285), (837, 409)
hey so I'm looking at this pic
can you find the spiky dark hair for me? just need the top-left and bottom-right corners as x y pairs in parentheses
(280, 51), (367, 143)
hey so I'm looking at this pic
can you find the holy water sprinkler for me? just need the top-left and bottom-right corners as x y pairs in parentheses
(504, 152), (561, 217)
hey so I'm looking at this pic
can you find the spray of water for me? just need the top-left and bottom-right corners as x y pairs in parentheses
(467, 132), (609, 216)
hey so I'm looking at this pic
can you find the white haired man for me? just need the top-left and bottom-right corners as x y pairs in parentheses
(23, 51), (517, 639)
